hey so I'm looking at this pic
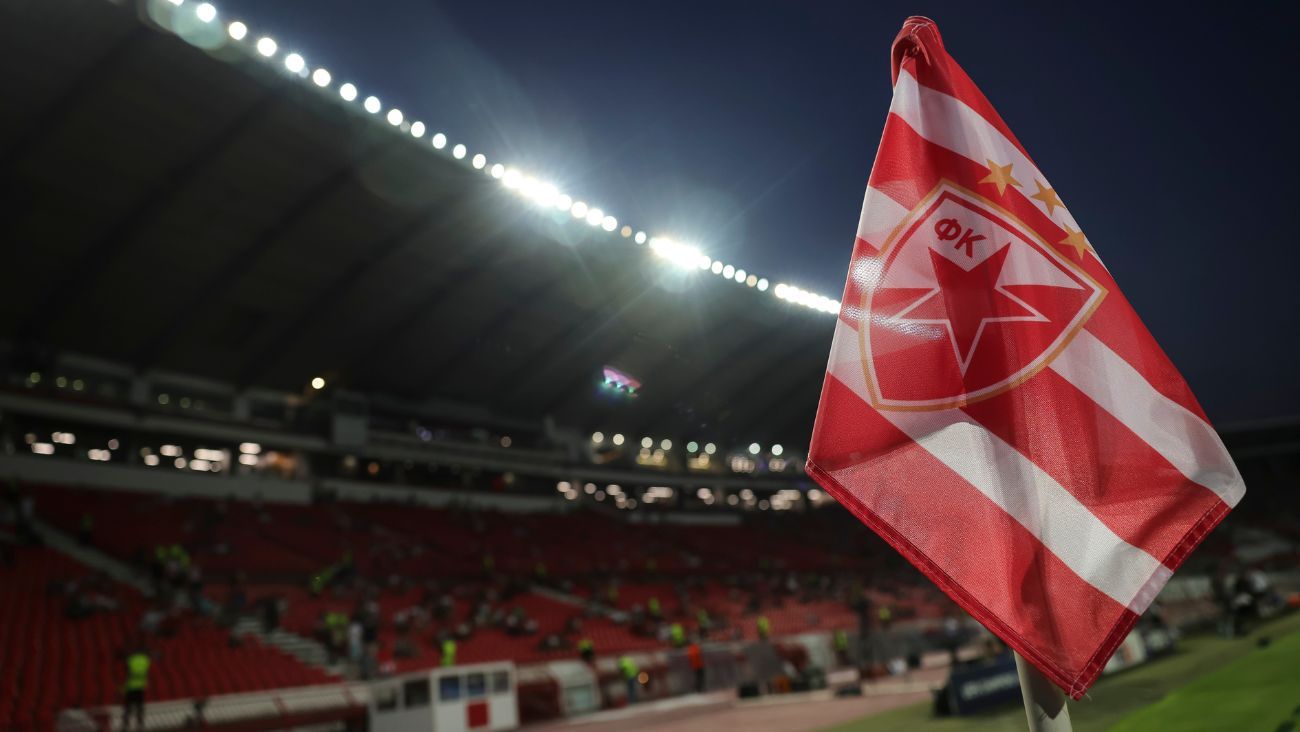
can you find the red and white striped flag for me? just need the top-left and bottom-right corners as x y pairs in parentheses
(806, 16), (1245, 698)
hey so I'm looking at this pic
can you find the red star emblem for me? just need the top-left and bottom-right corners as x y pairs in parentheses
(883, 244), (1044, 373)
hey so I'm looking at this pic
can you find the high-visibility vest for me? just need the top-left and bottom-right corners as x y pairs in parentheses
(757, 616), (771, 638)
(618, 656), (638, 680)
(578, 638), (594, 653)
(670, 623), (685, 646)
(648, 597), (661, 615)
(441, 639), (457, 666)
(834, 630), (849, 651)
(125, 653), (150, 691)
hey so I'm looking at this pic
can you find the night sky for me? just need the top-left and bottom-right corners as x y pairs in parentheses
(214, 0), (1299, 425)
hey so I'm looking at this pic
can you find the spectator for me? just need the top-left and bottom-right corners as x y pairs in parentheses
(687, 641), (705, 692)
(619, 655), (640, 704)
(441, 637), (457, 667)
(578, 637), (595, 664)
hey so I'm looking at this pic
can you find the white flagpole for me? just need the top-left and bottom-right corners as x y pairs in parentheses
(1014, 652), (1074, 731)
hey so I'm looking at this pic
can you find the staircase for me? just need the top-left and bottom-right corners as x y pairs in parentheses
(31, 519), (151, 593)
(232, 616), (341, 675)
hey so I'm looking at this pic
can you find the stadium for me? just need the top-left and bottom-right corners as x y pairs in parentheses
(2, 1), (1298, 731)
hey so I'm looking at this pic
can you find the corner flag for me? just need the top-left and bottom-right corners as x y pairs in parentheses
(805, 16), (1245, 698)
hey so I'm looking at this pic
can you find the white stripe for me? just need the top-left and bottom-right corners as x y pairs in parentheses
(856, 185), (911, 244)
(890, 70), (1084, 239)
(1050, 330), (1246, 507)
(827, 319), (1170, 612)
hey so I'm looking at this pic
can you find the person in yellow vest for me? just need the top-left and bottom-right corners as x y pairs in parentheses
(696, 609), (712, 638)
(669, 622), (686, 647)
(619, 655), (640, 704)
(577, 637), (595, 664)
(122, 648), (151, 730)
(834, 629), (850, 666)
(647, 596), (662, 621)
(441, 637), (457, 667)
(877, 605), (892, 631)
(756, 615), (771, 641)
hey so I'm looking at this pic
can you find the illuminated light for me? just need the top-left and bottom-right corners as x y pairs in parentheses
(194, 448), (224, 461)
(160, 445), (182, 457)
(236, 453), (257, 466)
(190, 459), (211, 471)
(710, 261), (723, 275)
(759, 500), (770, 510)
(723, 264), (736, 278)
(757, 278), (769, 291)
(471, 153), (486, 169)
(697, 488), (712, 500)
(533, 183), (558, 207)
(72, 379), (85, 391)
(363, 96), (381, 114)
(554, 193), (572, 211)
(490, 164), (504, 179)
(649, 238), (704, 271)
(592, 431), (604, 443)
(601, 215), (617, 232)
(727, 494), (739, 506)
(108, 439), (120, 450)
(594, 490), (605, 501)
(311, 376), (326, 390)
(431, 132), (447, 149)
(144, 454), (161, 466)
(227, 21), (247, 40)
(311, 68), (331, 87)
(500, 435), (512, 447)
(746, 274), (758, 287)
(410, 120), (425, 137)
(641, 437), (653, 449)
(256, 37), (277, 57)
(620, 225), (633, 238)
(157, 393), (170, 405)
(741, 489), (755, 501)
(386, 108), (403, 126)
(284, 53), (305, 73)
(452, 144), (467, 159)
(686, 441), (699, 453)
(502, 169), (522, 189)
(774, 283), (788, 299)
(31, 443), (54, 455)
(734, 268), (747, 283)
(179, 397), (191, 408)
(52, 432), (76, 445)
(239, 442), (261, 454)
(771, 444), (784, 456)
(585, 208), (604, 226)
(556, 481), (571, 493)
(339, 82), (357, 101)
(607, 485), (621, 495)
(165, 0), (182, 5)
(571, 201), (588, 219)
(634, 231), (647, 244)
(660, 439), (672, 450)
(704, 442), (717, 455)
(196, 3), (216, 22)
(584, 483), (597, 494)
(56, 376), (68, 388)
(612, 433), (625, 446)
(748, 442), (761, 455)
(174, 457), (187, 469)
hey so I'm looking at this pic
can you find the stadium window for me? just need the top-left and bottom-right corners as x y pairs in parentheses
(492, 671), (509, 695)
(438, 675), (462, 702)
(404, 678), (431, 708)
(467, 672), (486, 698)
(374, 685), (398, 712)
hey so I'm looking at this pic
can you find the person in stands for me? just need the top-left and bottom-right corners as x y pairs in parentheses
(619, 655), (640, 704)
(686, 640), (705, 692)
(121, 644), (151, 730)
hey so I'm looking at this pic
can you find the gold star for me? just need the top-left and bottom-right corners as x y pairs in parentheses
(979, 159), (1021, 196)
(1030, 180), (1064, 216)
(1059, 223), (1092, 260)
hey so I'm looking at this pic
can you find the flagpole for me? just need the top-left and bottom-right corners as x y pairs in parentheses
(1013, 652), (1073, 731)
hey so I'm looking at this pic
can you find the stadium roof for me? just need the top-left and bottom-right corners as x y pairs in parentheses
(2, 0), (839, 447)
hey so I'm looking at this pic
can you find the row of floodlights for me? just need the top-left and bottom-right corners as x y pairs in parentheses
(157, 0), (841, 316)
(592, 431), (785, 457)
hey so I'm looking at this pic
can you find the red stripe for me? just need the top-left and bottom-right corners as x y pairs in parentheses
(807, 373), (1134, 698)
(961, 367), (1227, 561)
(891, 17), (1031, 161)
(1083, 292), (1211, 421)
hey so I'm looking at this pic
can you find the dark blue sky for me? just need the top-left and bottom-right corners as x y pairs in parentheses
(215, 0), (1299, 424)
